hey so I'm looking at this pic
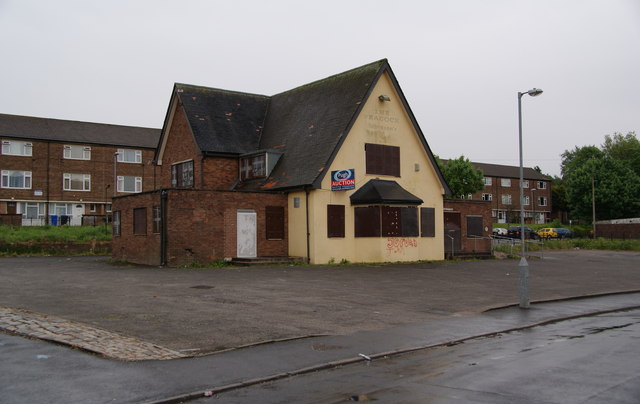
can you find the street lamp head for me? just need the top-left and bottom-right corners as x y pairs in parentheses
(526, 88), (543, 97)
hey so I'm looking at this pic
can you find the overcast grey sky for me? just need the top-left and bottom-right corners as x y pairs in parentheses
(1, 0), (638, 176)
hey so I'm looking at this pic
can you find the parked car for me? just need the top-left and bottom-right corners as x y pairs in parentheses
(537, 228), (558, 239)
(492, 227), (508, 236)
(507, 226), (538, 240)
(554, 227), (573, 239)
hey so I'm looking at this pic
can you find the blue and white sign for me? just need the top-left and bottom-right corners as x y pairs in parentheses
(331, 169), (355, 191)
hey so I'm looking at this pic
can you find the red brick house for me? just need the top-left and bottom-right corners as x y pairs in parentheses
(112, 60), (451, 266)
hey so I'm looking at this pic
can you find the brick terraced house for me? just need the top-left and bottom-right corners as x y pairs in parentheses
(0, 114), (160, 226)
(112, 59), (452, 266)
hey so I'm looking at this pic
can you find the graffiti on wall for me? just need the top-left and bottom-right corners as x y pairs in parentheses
(386, 238), (417, 255)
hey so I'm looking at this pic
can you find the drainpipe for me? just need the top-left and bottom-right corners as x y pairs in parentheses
(305, 187), (311, 264)
(160, 189), (168, 266)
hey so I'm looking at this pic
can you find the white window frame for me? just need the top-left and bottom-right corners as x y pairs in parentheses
(1, 170), (32, 189)
(483, 177), (492, 186)
(537, 181), (547, 189)
(106, 204), (112, 213)
(522, 180), (529, 188)
(482, 193), (492, 201)
(63, 145), (91, 160)
(117, 175), (142, 193)
(117, 148), (142, 164)
(501, 194), (512, 205)
(2, 140), (32, 156)
(501, 178), (511, 187)
(63, 173), (91, 191)
(539, 196), (548, 206)
(524, 195), (530, 205)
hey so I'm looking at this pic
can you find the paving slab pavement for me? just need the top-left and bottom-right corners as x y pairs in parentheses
(0, 250), (639, 356)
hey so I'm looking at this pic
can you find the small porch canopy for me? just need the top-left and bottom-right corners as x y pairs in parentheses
(349, 179), (423, 205)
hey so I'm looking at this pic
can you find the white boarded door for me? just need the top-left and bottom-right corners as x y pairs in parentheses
(237, 210), (257, 258)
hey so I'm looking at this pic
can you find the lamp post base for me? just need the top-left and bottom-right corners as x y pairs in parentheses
(518, 256), (530, 309)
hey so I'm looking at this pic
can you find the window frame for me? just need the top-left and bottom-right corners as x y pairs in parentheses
(117, 175), (142, 193)
(537, 181), (547, 189)
(365, 143), (400, 177)
(501, 178), (511, 187)
(63, 173), (91, 192)
(63, 145), (91, 160)
(117, 148), (142, 164)
(538, 196), (548, 206)
(240, 154), (267, 181)
(482, 193), (492, 201)
(113, 211), (121, 236)
(501, 194), (512, 205)
(1, 170), (32, 189)
(2, 140), (32, 156)
(483, 177), (492, 186)
(152, 205), (161, 234)
(171, 160), (194, 187)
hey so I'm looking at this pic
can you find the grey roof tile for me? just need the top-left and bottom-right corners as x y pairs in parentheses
(0, 113), (160, 148)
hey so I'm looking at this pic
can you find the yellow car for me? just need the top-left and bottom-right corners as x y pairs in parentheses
(537, 228), (558, 239)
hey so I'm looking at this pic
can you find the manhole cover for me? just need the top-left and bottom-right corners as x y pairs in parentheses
(190, 285), (214, 289)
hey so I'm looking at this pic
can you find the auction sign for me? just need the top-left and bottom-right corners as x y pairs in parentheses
(331, 169), (355, 191)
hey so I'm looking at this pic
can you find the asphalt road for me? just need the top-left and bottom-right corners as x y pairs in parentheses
(208, 309), (640, 404)
(1, 250), (639, 354)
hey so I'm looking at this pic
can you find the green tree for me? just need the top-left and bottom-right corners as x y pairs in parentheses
(564, 155), (640, 221)
(601, 131), (640, 175)
(436, 156), (485, 199)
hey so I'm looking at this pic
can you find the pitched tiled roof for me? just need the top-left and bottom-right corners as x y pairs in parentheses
(174, 59), (449, 193)
(0, 113), (160, 148)
(441, 159), (551, 181)
(254, 60), (386, 190)
(470, 161), (551, 181)
(174, 84), (269, 155)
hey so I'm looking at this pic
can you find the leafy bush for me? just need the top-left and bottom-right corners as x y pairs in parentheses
(0, 225), (112, 243)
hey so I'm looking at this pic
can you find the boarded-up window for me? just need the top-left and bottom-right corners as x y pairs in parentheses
(466, 216), (483, 237)
(266, 206), (285, 240)
(382, 206), (401, 237)
(401, 207), (419, 237)
(152, 205), (161, 234)
(327, 205), (345, 238)
(133, 208), (146, 235)
(365, 143), (400, 177)
(355, 206), (381, 237)
(421, 207), (435, 237)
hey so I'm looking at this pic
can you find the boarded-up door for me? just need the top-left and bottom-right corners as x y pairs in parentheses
(444, 212), (461, 255)
(237, 210), (257, 258)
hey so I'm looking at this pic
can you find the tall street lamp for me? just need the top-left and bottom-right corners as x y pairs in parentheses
(530, 188), (537, 224)
(518, 88), (543, 309)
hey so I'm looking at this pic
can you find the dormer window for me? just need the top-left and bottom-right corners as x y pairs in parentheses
(240, 154), (266, 181)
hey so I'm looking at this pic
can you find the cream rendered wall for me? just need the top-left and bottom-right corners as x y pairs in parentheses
(287, 190), (309, 259)
(308, 72), (445, 264)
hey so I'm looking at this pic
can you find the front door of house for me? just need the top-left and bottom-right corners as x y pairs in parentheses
(237, 210), (257, 258)
(444, 212), (462, 256)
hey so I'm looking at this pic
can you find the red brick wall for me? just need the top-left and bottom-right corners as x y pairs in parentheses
(112, 189), (288, 267)
(444, 199), (492, 253)
(0, 139), (156, 215)
(158, 104), (200, 189)
(111, 191), (162, 265)
(158, 104), (241, 190)
(472, 177), (552, 222)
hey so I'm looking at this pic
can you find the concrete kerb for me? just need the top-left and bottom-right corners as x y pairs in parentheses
(145, 297), (640, 404)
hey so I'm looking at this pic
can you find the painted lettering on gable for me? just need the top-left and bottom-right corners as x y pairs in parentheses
(364, 108), (399, 143)
(386, 238), (418, 255)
